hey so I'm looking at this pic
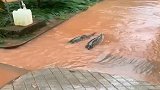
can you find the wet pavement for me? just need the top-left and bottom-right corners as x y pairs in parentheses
(1, 68), (160, 90)
(0, 0), (160, 86)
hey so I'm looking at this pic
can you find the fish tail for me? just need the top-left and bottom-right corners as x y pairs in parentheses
(87, 32), (96, 38)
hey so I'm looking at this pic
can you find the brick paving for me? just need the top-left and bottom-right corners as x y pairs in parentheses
(1, 68), (160, 90)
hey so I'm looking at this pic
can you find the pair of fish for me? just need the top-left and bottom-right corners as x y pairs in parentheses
(68, 32), (104, 50)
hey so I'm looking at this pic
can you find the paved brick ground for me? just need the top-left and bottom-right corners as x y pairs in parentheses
(1, 68), (160, 90)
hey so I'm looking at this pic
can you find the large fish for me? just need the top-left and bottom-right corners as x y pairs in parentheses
(68, 32), (96, 44)
(85, 33), (104, 50)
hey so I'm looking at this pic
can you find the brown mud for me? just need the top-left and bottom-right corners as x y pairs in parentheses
(0, 0), (160, 86)
(0, 63), (28, 87)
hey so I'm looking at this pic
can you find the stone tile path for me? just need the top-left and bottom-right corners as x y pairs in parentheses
(1, 68), (160, 90)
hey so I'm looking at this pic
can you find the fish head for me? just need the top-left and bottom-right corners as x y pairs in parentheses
(85, 44), (93, 50)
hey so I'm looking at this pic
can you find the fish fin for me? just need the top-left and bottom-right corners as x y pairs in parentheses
(68, 40), (74, 44)
(91, 32), (97, 36)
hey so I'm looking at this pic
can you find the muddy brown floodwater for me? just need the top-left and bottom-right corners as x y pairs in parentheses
(1, 0), (160, 87)
(0, 63), (28, 87)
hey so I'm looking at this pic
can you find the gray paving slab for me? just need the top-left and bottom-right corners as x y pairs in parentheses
(1, 68), (160, 90)
(50, 68), (74, 90)
(22, 72), (39, 90)
(32, 70), (51, 90)
(1, 84), (13, 90)
(79, 70), (106, 90)
(71, 70), (96, 90)
(40, 69), (63, 90)
(59, 68), (85, 90)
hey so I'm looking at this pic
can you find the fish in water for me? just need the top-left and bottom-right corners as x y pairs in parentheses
(85, 33), (104, 50)
(68, 32), (96, 44)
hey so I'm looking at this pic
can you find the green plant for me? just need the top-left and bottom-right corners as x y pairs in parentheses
(0, 1), (5, 11)
(0, 11), (11, 27)
(0, 0), (101, 45)
(0, 38), (5, 44)
(0, 0), (101, 27)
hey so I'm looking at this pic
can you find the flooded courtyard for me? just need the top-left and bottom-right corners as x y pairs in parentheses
(0, 0), (160, 87)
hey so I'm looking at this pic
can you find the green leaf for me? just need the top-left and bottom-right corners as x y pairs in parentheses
(0, 1), (5, 11)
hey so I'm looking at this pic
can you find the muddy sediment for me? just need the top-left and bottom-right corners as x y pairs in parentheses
(0, 63), (28, 87)
(0, 0), (160, 86)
